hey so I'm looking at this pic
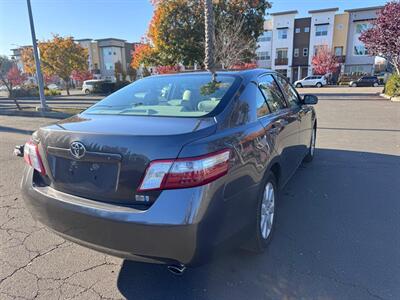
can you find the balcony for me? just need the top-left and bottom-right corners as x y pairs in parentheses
(275, 58), (288, 66)
(336, 55), (346, 63)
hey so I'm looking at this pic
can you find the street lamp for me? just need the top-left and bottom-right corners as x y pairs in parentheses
(26, 0), (48, 111)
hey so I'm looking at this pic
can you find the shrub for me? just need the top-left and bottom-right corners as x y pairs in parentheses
(45, 89), (61, 96)
(11, 87), (61, 97)
(385, 74), (400, 97)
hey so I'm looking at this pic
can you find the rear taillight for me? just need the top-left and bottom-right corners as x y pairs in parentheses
(24, 140), (46, 175)
(137, 149), (231, 192)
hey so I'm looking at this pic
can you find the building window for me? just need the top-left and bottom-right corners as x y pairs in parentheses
(303, 48), (308, 56)
(356, 23), (372, 34)
(256, 51), (270, 61)
(354, 45), (368, 56)
(295, 28), (301, 34)
(276, 48), (288, 59)
(257, 31), (272, 42)
(108, 51), (112, 55)
(294, 48), (299, 57)
(304, 27), (310, 33)
(314, 45), (327, 55)
(277, 28), (288, 39)
(315, 24), (328, 36)
(334, 47), (343, 56)
(113, 51), (116, 55)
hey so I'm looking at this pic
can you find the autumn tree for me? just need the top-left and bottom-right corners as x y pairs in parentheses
(0, 56), (26, 109)
(360, 1), (400, 75)
(131, 43), (154, 69)
(71, 70), (93, 83)
(134, 0), (271, 68)
(311, 46), (339, 75)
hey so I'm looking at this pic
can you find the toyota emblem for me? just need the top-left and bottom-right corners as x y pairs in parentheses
(70, 141), (86, 159)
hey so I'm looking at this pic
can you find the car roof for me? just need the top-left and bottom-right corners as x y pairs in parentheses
(151, 69), (274, 82)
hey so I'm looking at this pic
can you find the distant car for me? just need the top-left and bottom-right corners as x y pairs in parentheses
(0, 85), (8, 91)
(375, 72), (390, 85)
(82, 79), (104, 94)
(294, 75), (327, 88)
(20, 70), (318, 272)
(47, 84), (59, 90)
(349, 76), (379, 87)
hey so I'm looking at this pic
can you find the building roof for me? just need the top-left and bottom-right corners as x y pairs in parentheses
(270, 10), (298, 16)
(95, 38), (126, 42)
(344, 6), (383, 13)
(308, 8), (339, 14)
(75, 38), (92, 42)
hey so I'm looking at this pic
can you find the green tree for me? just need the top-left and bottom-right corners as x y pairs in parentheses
(39, 35), (88, 95)
(0, 56), (24, 109)
(138, 0), (271, 67)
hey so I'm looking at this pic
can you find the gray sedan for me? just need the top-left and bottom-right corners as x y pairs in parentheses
(20, 69), (318, 274)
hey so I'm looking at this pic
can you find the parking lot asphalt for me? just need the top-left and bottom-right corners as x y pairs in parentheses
(0, 88), (399, 299)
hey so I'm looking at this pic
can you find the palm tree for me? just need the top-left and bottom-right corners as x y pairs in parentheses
(204, 0), (216, 81)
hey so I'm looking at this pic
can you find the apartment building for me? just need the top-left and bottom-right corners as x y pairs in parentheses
(75, 39), (101, 78)
(256, 19), (273, 69)
(344, 6), (383, 74)
(308, 8), (338, 75)
(270, 10), (297, 79)
(291, 17), (311, 82)
(256, 5), (385, 78)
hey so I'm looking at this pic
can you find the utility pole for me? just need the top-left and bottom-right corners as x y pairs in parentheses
(26, 0), (48, 111)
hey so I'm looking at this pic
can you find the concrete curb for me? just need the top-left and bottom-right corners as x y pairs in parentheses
(0, 109), (72, 119)
(380, 93), (400, 102)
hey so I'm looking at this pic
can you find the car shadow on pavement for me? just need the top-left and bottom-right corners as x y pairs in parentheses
(117, 148), (400, 300)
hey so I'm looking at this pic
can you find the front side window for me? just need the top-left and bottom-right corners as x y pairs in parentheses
(275, 75), (301, 108)
(85, 74), (237, 117)
(259, 74), (287, 112)
(315, 24), (328, 36)
(278, 29), (288, 39)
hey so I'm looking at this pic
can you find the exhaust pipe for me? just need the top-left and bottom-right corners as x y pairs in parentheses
(167, 264), (186, 275)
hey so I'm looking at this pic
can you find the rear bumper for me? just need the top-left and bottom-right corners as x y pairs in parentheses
(21, 168), (258, 266)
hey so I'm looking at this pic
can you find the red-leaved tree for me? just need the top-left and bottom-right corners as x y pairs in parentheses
(71, 70), (93, 82)
(155, 65), (181, 74)
(359, 1), (400, 75)
(7, 65), (27, 87)
(311, 47), (339, 75)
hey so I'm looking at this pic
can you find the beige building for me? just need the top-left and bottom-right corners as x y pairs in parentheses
(332, 13), (349, 63)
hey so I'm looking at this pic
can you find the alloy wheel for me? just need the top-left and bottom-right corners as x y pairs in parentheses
(260, 182), (275, 240)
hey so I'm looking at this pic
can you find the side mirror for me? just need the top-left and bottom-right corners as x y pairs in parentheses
(303, 94), (318, 105)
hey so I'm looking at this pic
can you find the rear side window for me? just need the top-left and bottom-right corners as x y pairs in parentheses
(84, 74), (237, 117)
(255, 86), (270, 117)
(259, 74), (287, 112)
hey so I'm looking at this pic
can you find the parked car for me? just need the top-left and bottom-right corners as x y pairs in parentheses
(82, 79), (105, 94)
(47, 83), (60, 90)
(20, 70), (318, 273)
(294, 75), (327, 88)
(349, 76), (380, 87)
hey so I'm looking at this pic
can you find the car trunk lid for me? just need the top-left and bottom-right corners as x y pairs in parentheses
(36, 114), (216, 205)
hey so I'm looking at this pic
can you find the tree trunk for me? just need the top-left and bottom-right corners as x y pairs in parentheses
(65, 78), (70, 95)
(6, 86), (21, 110)
(204, 0), (216, 81)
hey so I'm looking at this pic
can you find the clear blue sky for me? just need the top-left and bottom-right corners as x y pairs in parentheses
(0, 0), (388, 57)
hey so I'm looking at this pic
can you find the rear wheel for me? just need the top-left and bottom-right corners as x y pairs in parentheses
(304, 127), (316, 163)
(373, 82), (379, 87)
(246, 172), (277, 253)
(296, 83), (303, 88)
(316, 82), (322, 88)
(84, 89), (90, 95)
(351, 83), (357, 87)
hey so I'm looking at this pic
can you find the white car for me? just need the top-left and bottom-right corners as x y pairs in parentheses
(47, 84), (59, 90)
(82, 79), (104, 95)
(294, 75), (327, 88)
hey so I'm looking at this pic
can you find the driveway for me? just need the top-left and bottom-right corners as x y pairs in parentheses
(0, 89), (399, 299)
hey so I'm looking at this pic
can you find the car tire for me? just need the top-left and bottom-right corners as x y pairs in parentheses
(373, 82), (379, 87)
(316, 82), (322, 88)
(351, 83), (357, 87)
(303, 126), (316, 163)
(296, 83), (303, 88)
(245, 172), (278, 253)
(85, 89), (90, 95)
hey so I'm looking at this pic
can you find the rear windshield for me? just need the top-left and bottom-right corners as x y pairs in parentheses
(84, 74), (237, 117)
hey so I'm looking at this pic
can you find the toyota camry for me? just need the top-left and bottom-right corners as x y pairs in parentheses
(20, 69), (318, 274)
